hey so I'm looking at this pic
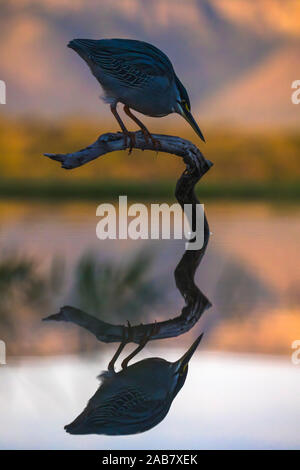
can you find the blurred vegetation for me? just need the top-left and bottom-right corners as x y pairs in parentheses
(0, 179), (299, 201)
(0, 255), (64, 339)
(0, 115), (299, 199)
(214, 260), (275, 319)
(69, 250), (164, 323)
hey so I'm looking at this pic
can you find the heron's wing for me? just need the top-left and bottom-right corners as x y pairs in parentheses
(84, 39), (174, 87)
(86, 386), (166, 426)
(65, 384), (170, 434)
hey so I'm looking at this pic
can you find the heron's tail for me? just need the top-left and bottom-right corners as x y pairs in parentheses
(68, 38), (99, 54)
(64, 406), (90, 434)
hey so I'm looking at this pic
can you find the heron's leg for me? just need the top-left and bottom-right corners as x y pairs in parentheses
(108, 322), (132, 372)
(108, 339), (126, 372)
(123, 105), (161, 150)
(121, 322), (159, 370)
(110, 104), (135, 154)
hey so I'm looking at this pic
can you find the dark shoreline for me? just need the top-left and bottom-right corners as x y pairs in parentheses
(0, 179), (299, 201)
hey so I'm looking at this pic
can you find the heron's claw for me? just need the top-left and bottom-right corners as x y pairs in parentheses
(123, 131), (136, 154)
(140, 321), (160, 346)
(124, 320), (135, 342)
(120, 322), (160, 370)
(139, 128), (160, 152)
(150, 135), (161, 153)
(150, 321), (160, 338)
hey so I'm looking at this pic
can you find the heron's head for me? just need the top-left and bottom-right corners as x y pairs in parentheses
(171, 333), (204, 397)
(174, 76), (205, 143)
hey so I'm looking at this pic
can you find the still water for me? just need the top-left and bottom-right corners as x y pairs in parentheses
(0, 200), (299, 448)
(1, 352), (299, 449)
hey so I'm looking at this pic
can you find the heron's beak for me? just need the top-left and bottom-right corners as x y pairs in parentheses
(178, 104), (205, 143)
(175, 333), (204, 373)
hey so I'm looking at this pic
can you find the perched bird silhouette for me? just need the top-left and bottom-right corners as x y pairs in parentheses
(64, 329), (203, 436)
(67, 38), (205, 149)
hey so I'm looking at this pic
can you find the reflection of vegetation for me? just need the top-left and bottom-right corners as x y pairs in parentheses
(70, 250), (164, 323)
(215, 260), (275, 319)
(0, 250), (164, 354)
(0, 255), (64, 337)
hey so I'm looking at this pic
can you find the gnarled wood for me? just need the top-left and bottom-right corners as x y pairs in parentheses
(44, 131), (212, 174)
(43, 131), (213, 344)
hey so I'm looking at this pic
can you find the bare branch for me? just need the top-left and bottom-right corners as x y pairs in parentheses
(44, 130), (212, 174)
(43, 131), (213, 344)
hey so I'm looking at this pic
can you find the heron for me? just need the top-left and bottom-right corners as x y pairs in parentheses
(64, 327), (203, 436)
(67, 38), (205, 150)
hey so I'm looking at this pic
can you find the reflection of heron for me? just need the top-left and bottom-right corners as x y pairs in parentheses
(65, 328), (203, 435)
(68, 38), (205, 149)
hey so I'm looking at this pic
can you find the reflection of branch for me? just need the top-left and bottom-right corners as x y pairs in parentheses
(44, 131), (213, 343)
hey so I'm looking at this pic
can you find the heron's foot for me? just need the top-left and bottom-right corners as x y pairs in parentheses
(141, 321), (160, 345)
(121, 322), (160, 370)
(123, 131), (136, 154)
(125, 320), (135, 342)
(141, 128), (161, 151)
